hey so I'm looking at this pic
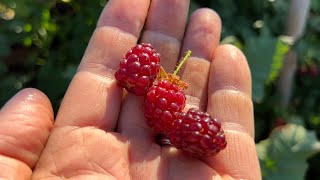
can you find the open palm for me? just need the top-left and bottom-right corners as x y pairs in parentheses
(0, 0), (260, 179)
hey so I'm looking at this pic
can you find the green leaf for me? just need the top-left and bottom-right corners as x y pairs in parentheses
(257, 124), (320, 180)
(266, 37), (291, 84)
(37, 59), (76, 111)
(0, 75), (23, 107)
(311, 0), (320, 12)
(0, 34), (10, 57)
(245, 36), (277, 102)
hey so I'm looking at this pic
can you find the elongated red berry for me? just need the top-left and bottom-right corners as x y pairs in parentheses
(115, 43), (161, 96)
(144, 80), (186, 133)
(169, 108), (227, 157)
(144, 51), (191, 134)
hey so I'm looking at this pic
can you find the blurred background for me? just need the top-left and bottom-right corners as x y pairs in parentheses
(0, 0), (320, 179)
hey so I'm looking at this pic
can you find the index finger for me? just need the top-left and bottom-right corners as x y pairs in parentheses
(54, 0), (151, 130)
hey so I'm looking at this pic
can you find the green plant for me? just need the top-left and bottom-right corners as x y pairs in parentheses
(1, 0), (320, 179)
(0, 0), (105, 111)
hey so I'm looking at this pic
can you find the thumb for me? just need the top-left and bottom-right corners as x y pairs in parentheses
(0, 88), (54, 179)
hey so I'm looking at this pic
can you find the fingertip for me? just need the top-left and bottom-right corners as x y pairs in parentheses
(191, 8), (221, 29)
(210, 44), (251, 96)
(20, 88), (52, 110)
(183, 8), (221, 60)
(144, 0), (190, 40)
(214, 44), (246, 63)
(1, 88), (54, 121)
(0, 88), (54, 168)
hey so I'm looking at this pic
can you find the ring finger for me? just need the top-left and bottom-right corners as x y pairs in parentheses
(178, 8), (222, 111)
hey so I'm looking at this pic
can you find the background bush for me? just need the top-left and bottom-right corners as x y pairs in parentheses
(1, 0), (320, 179)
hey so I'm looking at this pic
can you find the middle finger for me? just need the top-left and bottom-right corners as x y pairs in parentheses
(116, 1), (190, 179)
(178, 8), (222, 111)
(117, 0), (190, 142)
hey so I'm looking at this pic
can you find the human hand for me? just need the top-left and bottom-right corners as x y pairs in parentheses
(0, 0), (261, 179)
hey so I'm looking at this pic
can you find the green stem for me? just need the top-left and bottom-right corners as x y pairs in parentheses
(173, 50), (192, 75)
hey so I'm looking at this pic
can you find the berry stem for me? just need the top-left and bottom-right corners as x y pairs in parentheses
(173, 50), (192, 76)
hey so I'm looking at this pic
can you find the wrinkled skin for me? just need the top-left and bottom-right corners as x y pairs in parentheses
(0, 0), (261, 179)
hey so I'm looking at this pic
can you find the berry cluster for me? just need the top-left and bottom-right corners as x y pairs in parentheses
(115, 43), (227, 157)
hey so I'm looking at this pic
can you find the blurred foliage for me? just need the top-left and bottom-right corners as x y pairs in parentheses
(0, 0), (105, 110)
(257, 123), (320, 180)
(1, 0), (320, 179)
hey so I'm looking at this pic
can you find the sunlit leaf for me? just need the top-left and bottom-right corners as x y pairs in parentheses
(266, 37), (291, 84)
(245, 36), (277, 102)
(257, 124), (320, 180)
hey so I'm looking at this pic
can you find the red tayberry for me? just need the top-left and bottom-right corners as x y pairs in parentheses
(144, 80), (186, 133)
(298, 65), (308, 77)
(115, 43), (161, 96)
(309, 63), (318, 78)
(169, 108), (227, 157)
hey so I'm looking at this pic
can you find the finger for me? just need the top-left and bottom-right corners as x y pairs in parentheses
(0, 88), (53, 178)
(178, 8), (221, 111)
(54, 0), (151, 131)
(140, 0), (190, 70)
(204, 45), (261, 179)
(116, 0), (190, 175)
(117, 0), (190, 140)
(208, 45), (253, 135)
